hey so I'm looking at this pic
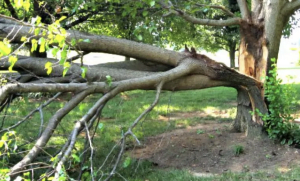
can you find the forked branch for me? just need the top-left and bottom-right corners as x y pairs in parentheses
(159, 0), (241, 26)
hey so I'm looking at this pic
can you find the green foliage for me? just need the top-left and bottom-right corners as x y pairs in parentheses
(0, 131), (17, 157)
(259, 58), (300, 145)
(282, 10), (300, 38)
(196, 129), (205, 134)
(0, 131), (17, 179)
(233, 145), (244, 156)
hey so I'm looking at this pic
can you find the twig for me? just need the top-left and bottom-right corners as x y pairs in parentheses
(84, 121), (95, 181)
(104, 81), (164, 181)
(38, 107), (44, 138)
(0, 95), (12, 129)
(0, 93), (62, 134)
(66, 51), (89, 62)
(190, 1), (235, 17)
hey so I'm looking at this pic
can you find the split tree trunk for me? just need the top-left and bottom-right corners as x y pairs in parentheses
(233, 20), (268, 136)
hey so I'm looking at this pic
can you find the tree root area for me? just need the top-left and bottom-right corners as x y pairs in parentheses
(130, 121), (300, 174)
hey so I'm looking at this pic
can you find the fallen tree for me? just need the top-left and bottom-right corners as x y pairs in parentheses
(0, 0), (300, 180)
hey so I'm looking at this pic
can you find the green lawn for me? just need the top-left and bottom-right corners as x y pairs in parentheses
(1, 84), (300, 180)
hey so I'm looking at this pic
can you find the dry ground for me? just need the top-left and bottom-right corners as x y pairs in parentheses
(130, 112), (300, 176)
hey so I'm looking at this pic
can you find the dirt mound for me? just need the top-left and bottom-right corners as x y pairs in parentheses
(130, 122), (300, 174)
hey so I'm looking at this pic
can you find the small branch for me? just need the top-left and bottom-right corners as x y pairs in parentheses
(159, 0), (241, 26)
(38, 107), (44, 138)
(66, 52), (89, 62)
(104, 81), (164, 180)
(64, 14), (93, 30)
(0, 83), (107, 104)
(9, 90), (91, 176)
(55, 92), (114, 175)
(0, 93), (61, 134)
(84, 121), (95, 181)
(191, 2), (235, 17)
(237, 0), (251, 20)
(0, 95), (12, 130)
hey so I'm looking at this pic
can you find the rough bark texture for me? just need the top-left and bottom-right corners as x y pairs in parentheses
(233, 0), (296, 135)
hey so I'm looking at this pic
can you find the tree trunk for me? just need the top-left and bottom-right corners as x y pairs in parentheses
(233, 20), (267, 136)
(229, 42), (236, 68)
(232, 0), (289, 136)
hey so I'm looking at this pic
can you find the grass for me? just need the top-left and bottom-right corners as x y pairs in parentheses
(233, 145), (244, 156)
(1, 84), (300, 180)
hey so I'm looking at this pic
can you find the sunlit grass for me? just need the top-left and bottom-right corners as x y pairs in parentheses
(1, 84), (300, 180)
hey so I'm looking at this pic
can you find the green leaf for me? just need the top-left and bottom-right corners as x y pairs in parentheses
(71, 154), (80, 163)
(54, 34), (66, 48)
(81, 66), (87, 78)
(20, 36), (27, 42)
(81, 166), (88, 170)
(34, 28), (41, 36)
(0, 41), (12, 56)
(8, 55), (18, 72)
(59, 49), (68, 65)
(23, 0), (30, 12)
(31, 39), (38, 52)
(149, 1), (155, 7)
(123, 157), (131, 168)
(62, 62), (70, 77)
(0, 140), (4, 148)
(14, 0), (23, 9)
(71, 38), (77, 46)
(62, 68), (69, 77)
(38, 37), (46, 52)
(1, 134), (8, 141)
(51, 47), (59, 58)
(82, 39), (91, 43)
(58, 16), (67, 22)
(45, 62), (53, 75)
(137, 35), (143, 41)
(106, 75), (112, 86)
(64, 61), (70, 68)
(98, 123), (104, 130)
(142, 11), (148, 17)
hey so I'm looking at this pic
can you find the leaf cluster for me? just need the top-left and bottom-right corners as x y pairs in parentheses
(257, 58), (300, 145)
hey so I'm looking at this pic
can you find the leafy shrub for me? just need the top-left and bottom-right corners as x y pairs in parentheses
(259, 58), (300, 145)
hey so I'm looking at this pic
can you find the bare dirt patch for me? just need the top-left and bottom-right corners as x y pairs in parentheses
(130, 119), (300, 175)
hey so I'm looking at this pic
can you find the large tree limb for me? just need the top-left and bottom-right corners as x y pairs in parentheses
(8, 58), (199, 175)
(237, 0), (251, 20)
(0, 54), (260, 88)
(0, 21), (180, 66)
(282, 0), (300, 16)
(9, 89), (92, 175)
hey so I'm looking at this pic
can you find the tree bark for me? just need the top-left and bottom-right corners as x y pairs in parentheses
(229, 42), (236, 68)
(233, 20), (268, 135)
(233, 0), (288, 135)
